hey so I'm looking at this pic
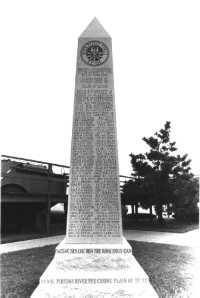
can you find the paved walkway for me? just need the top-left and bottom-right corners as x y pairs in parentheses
(0, 235), (64, 254)
(1, 229), (199, 254)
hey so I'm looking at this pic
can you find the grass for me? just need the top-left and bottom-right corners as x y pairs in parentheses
(1, 245), (55, 297)
(1, 241), (199, 297)
(130, 241), (199, 296)
(123, 217), (199, 233)
(1, 223), (66, 244)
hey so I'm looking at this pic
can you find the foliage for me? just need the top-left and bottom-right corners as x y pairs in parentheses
(122, 121), (198, 222)
(172, 176), (199, 222)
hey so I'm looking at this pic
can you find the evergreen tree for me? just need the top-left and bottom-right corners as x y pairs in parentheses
(122, 121), (194, 223)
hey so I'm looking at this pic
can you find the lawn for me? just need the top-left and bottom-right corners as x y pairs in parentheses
(123, 217), (199, 233)
(130, 241), (199, 296)
(1, 241), (199, 297)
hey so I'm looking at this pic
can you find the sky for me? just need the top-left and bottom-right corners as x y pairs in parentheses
(1, 0), (199, 176)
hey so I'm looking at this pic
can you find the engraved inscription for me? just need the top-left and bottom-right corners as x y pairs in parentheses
(66, 38), (123, 244)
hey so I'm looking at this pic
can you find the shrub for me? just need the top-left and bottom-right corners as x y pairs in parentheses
(127, 213), (156, 219)
(173, 206), (199, 223)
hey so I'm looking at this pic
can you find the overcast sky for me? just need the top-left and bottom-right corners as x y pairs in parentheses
(1, 0), (199, 176)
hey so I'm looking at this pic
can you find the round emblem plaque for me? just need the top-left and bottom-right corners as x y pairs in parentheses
(80, 40), (109, 66)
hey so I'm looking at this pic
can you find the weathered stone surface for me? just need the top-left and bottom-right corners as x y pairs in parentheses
(31, 239), (157, 297)
(55, 237), (132, 271)
(66, 17), (123, 244)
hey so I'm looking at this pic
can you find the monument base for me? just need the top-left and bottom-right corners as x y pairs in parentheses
(31, 237), (157, 297)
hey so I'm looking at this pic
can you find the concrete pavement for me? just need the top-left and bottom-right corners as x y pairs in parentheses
(0, 235), (64, 254)
(1, 229), (199, 254)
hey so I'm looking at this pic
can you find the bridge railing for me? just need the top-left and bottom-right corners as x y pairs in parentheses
(1, 154), (132, 233)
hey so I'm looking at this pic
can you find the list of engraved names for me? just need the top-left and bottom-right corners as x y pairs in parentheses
(68, 67), (121, 241)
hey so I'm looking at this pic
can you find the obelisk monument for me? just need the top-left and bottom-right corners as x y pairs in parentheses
(31, 18), (158, 297)
(66, 17), (123, 244)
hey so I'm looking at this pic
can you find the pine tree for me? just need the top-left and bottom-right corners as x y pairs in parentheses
(122, 121), (193, 223)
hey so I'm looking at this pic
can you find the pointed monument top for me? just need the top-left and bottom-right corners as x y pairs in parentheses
(80, 17), (110, 38)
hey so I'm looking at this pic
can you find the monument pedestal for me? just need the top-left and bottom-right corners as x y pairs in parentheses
(31, 237), (157, 297)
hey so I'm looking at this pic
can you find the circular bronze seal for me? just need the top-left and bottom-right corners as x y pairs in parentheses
(80, 40), (109, 66)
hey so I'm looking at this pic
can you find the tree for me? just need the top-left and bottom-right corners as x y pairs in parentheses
(122, 121), (195, 223)
(172, 175), (199, 222)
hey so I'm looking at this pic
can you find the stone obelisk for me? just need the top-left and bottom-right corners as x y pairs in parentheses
(31, 18), (158, 297)
(66, 17), (123, 244)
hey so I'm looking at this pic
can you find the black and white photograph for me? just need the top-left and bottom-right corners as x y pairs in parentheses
(1, 0), (199, 297)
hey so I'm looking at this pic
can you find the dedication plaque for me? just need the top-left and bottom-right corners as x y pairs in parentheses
(66, 18), (123, 244)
